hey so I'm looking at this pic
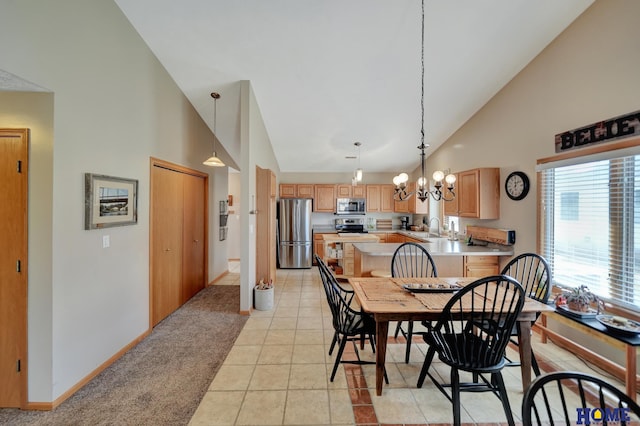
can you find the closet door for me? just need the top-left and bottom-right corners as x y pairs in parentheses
(151, 165), (184, 326)
(182, 173), (206, 302)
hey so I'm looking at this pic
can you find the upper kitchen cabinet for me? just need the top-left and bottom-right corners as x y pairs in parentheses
(279, 183), (314, 198)
(393, 182), (427, 214)
(408, 182), (428, 214)
(314, 184), (336, 212)
(366, 184), (394, 213)
(337, 184), (366, 198)
(444, 168), (500, 219)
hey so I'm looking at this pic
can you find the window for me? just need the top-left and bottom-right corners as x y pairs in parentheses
(538, 145), (640, 311)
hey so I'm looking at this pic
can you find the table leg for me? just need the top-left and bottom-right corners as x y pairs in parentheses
(626, 345), (637, 401)
(375, 319), (389, 396)
(517, 320), (532, 391)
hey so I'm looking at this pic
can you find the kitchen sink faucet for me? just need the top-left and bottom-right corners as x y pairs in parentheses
(426, 217), (441, 237)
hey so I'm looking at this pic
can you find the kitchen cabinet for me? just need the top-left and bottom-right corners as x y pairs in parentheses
(322, 234), (380, 277)
(366, 184), (394, 213)
(464, 255), (499, 277)
(393, 182), (428, 213)
(337, 184), (365, 198)
(408, 183), (429, 214)
(371, 232), (388, 243)
(314, 184), (336, 212)
(312, 233), (326, 266)
(279, 183), (314, 198)
(444, 168), (499, 219)
(443, 173), (459, 217)
(380, 185), (395, 212)
(386, 233), (405, 243)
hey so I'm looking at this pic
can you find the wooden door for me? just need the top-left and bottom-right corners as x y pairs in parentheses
(151, 165), (184, 326)
(0, 129), (28, 408)
(256, 167), (276, 284)
(182, 173), (206, 302)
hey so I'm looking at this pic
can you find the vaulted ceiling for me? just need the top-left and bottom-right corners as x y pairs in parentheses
(115, 0), (593, 174)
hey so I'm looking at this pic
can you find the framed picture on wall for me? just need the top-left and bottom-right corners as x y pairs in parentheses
(84, 173), (138, 230)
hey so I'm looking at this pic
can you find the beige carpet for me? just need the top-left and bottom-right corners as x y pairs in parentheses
(0, 285), (247, 426)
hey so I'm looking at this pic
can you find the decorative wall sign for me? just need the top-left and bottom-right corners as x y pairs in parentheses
(85, 173), (138, 229)
(555, 109), (640, 153)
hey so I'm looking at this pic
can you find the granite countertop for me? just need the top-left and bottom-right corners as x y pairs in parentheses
(352, 240), (514, 257)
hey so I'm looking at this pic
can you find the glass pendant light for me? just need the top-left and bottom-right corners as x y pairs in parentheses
(203, 92), (225, 167)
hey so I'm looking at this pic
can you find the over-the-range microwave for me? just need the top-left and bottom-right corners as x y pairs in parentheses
(336, 198), (366, 215)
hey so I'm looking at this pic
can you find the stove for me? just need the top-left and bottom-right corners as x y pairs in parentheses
(334, 217), (366, 233)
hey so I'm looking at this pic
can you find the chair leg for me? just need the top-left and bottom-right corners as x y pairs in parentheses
(330, 335), (348, 382)
(368, 333), (376, 353)
(493, 372), (515, 426)
(329, 332), (339, 355)
(531, 350), (541, 376)
(417, 345), (436, 388)
(451, 368), (461, 426)
(404, 321), (413, 363)
(394, 321), (403, 338)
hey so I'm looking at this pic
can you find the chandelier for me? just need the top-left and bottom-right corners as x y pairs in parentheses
(392, 0), (455, 203)
(203, 92), (225, 167)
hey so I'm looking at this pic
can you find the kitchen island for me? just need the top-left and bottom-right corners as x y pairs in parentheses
(353, 239), (514, 277)
(322, 233), (380, 278)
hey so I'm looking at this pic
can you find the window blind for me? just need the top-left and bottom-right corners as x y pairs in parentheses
(539, 152), (640, 310)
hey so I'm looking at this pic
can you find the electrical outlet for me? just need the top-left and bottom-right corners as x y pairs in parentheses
(102, 235), (110, 248)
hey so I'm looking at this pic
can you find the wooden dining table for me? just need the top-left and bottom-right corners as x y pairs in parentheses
(348, 276), (554, 396)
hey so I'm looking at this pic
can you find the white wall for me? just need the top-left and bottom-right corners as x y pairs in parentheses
(0, 92), (54, 401)
(239, 81), (280, 311)
(426, 0), (640, 362)
(426, 0), (640, 256)
(227, 171), (242, 260)
(0, 0), (230, 402)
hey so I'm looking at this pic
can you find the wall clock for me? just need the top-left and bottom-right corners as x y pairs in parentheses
(505, 171), (530, 201)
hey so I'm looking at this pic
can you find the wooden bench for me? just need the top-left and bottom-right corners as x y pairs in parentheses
(537, 310), (640, 400)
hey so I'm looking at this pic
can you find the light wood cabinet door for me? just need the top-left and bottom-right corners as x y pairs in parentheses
(366, 185), (381, 212)
(464, 255), (499, 277)
(448, 168), (499, 219)
(458, 169), (480, 218)
(380, 184), (395, 212)
(314, 184), (336, 212)
(352, 185), (366, 198)
(337, 184), (366, 198)
(337, 184), (351, 198)
(279, 184), (296, 198)
(443, 173), (459, 216)
(386, 233), (405, 243)
(409, 182), (429, 214)
(297, 184), (314, 198)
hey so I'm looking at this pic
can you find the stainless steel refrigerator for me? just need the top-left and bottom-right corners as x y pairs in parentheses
(278, 198), (312, 268)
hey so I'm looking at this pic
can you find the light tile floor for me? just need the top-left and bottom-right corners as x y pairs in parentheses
(191, 263), (631, 425)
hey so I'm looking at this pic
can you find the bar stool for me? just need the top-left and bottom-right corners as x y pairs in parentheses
(370, 269), (391, 278)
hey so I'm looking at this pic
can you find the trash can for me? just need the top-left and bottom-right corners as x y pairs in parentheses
(254, 286), (274, 311)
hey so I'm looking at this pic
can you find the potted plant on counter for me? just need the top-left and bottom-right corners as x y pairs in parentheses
(558, 285), (598, 312)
